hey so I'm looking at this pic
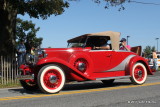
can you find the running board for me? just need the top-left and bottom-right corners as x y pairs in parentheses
(96, 76), (131, 81)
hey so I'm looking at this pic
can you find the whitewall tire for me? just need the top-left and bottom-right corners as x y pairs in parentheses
(37, 64), (65, 93)
(130, 63), (147, 85)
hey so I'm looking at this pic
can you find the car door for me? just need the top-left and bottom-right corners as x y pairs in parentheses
(89, 50), (113, 73)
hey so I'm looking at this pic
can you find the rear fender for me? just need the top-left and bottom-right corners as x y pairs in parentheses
(126, 56), (153, 76)
(36, 57), (94, 81)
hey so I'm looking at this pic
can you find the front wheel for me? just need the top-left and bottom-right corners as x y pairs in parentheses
(130, 63), (147, 85)
(37, 64), (65, 94)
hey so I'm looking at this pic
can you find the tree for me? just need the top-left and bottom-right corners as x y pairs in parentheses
(0, 0), (127, 55)
(0, 0), (69, 55)
(143, 46), (156, 58)
(16, 18), (43, 48)
(92, 0), (128, 10)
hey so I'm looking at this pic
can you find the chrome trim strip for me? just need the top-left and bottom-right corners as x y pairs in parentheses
(89, 50), (113, 52)
(96, 75), (131, 80)
(89, 50), (133, 52)
(44, 49), (90, 52)
(106, 55), (136, 72)
(114, 50), (131, 52)
(17, 75), (34, 80)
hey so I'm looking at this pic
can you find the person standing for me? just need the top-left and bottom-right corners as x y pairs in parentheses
(152, 50), (158, 71)
(25, 40), (32, 54)
(16, 40), (26, 66)
(120, 38), (131, 51)
(30, 46), (35, 61)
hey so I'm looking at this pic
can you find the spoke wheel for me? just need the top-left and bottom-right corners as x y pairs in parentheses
(130, 63), (147, 85)
(37, 64), (65, 94)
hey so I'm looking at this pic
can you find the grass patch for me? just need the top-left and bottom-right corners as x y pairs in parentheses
(0, 78), (21, 88)
(0, 83), (21, 88)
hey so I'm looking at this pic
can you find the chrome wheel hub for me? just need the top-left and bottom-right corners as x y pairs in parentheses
(49, 75), (57, 84)
(138, 70), (142, 77)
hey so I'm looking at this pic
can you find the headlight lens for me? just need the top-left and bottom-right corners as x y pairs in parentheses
(25, 53), (34, 64)
(34, 49), (47, 63)
(25, 49), (47, 65)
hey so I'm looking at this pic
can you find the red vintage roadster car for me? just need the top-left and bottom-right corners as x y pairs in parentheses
(18, 31), (153, 93)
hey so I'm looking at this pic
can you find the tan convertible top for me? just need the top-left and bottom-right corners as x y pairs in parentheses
(67, 31), (121, 50)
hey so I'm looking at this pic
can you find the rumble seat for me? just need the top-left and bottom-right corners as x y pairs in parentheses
(131, 46), (142, 56)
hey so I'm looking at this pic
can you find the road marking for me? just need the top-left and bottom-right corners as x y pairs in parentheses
(0, 82), (160, 101)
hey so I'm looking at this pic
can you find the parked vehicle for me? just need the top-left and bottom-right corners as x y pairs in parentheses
(147, 54), (160, 67)
(18, 31), (153, 94)
(158, 59), (160, 66)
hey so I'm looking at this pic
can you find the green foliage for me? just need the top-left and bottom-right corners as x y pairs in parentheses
(1, 0), (127, 19)
(89, 0), (129, 10)
(16, 18), (43, 48)
(151, 46), (156, 52)
(0, 0), (128, 55)
(2, 0), (69, 19)
(0, 78), (21, 88)
(143, 46), (156, 58)
(0, 0), (69, 54)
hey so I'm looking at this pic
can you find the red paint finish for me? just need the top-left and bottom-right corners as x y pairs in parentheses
(128, 56), (153, 76)
(20, 47), (152, 82)
(18, 32), (154, 93)
(133, 65), (145, 82)
(43, 69), (62, 90)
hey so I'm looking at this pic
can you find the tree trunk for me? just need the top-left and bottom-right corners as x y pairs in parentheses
(0, 1), (17, 56)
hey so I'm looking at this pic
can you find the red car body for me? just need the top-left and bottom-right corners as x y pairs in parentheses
(18, 31), (153, 93)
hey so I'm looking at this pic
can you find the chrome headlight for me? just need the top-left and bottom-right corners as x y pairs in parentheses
(25, 53), (34, 64)
(34, 49), (48, 63)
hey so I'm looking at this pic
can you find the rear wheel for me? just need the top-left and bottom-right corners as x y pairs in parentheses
(130, 63), (147, 85)
(20, 80), (38, 91)
(101, 79), (115, 86)
(37, 64), (65, 94)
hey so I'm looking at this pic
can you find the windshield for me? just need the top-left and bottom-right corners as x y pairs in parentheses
(67, 35), (87, 48)
(67, 36), (111, 48)
(68, 43), (86, 48)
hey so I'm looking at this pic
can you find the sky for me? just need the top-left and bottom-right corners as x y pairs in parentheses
(18, 0), (160, 52)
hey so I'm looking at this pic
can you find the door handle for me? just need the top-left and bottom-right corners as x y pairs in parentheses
(106, 54), (111, 57)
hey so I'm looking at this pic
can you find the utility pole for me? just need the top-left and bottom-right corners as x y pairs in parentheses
(127, 36), (130, 45)
(156, 38), (159, 52)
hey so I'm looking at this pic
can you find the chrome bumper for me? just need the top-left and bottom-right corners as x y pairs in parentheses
(17, 74), (34, 80)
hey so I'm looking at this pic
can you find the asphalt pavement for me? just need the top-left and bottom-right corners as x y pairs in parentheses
(0, 71), (160, 107)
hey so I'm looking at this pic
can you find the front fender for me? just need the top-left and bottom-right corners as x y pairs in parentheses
(36, 57), (94, 81)
(127, 56), (153, 76)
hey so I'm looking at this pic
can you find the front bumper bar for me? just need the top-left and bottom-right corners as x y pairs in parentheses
(17, 74), (34, 80)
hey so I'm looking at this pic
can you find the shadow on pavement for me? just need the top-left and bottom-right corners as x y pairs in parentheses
(63, 81), (132, 91)
(6, 71), (160, 94)
(8, 88), (42, 95)
(8, 81), (132, 94)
